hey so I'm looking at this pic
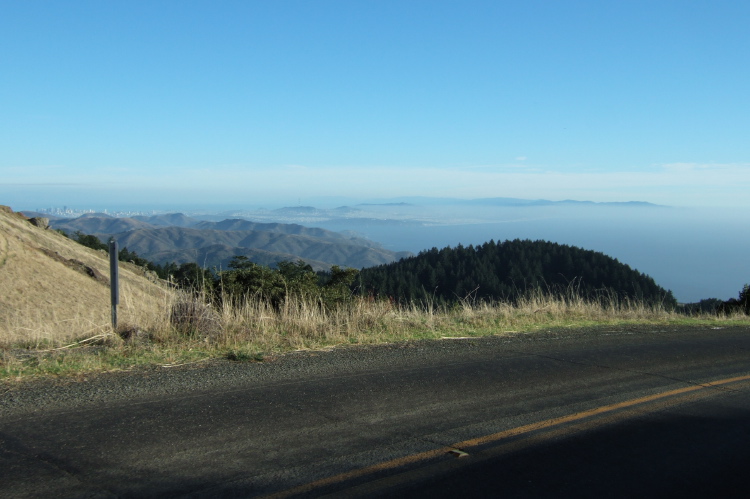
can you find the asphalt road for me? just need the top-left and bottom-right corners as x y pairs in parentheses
(2, 325), (750, 498)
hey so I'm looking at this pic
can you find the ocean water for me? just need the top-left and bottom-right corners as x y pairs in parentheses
(326, 205), (748, 303)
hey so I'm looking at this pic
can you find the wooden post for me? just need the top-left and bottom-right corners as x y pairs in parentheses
(109, 239), (119, 331)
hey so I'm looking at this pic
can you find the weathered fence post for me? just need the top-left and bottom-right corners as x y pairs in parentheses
(109, 239), (119, 331)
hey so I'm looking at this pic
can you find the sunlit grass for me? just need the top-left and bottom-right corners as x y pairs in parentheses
(2, 289), (748, 382)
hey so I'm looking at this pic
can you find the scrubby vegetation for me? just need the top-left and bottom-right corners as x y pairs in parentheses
(8, 286), (746, 381)
(2, 224), (748, 381)
(66, 233), (678, 311)
(718, 284), (750, 315)
(678, 298), (725, 315)
(65, 232), (361, 308)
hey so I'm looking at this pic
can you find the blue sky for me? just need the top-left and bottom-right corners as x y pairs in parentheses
(2, 0), (749, 209)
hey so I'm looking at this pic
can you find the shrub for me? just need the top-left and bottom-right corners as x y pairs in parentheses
(718, 284), (750, 315)
(170, 297), (221, 337)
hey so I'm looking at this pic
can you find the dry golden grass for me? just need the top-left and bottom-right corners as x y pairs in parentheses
(3, 285), (748, 380)
(204, 290), (748, 354)
(0, 206), (173, 346)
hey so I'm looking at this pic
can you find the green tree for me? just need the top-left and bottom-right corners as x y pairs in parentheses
(320, 265), (359, 306)
(228, 255), (254, 270)
(356, 239), (676, 307)
(719, 283), (750, 315)
(219, 260), (286, 307)
(118, 247), (151, 267)
(173, 262), (215, 295)
(73, 231), (107, 251)
(276, 260), (319, 297)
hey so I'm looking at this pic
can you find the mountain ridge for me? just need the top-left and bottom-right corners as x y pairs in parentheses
(49, 215), (410, 271)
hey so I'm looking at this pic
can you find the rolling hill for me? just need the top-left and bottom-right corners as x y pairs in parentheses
(48, 215), (411, 271)
(131, 213), (199, 227)
(0, 206), (173, 343)
(51, 215), (154, 235)
(358, 239), (677, 306)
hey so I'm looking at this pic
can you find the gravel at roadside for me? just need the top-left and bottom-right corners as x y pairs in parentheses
(1, 324), (742, 419)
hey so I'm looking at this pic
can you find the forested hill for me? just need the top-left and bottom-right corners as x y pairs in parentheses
(357, 239), (676, 307)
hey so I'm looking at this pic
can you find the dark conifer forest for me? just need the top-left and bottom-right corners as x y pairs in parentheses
(356, 239), (677, 307)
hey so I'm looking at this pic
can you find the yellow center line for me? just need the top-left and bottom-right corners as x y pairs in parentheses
(265, 373), (750, 498)
(458, 374), (750, 449)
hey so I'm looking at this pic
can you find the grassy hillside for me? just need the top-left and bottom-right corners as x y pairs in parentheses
(0, 206), (173, 345)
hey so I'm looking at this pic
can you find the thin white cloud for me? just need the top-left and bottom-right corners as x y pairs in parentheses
(661, 162), (750, 172)
(0, 165), (67, 173)
(3, 161), (749, 208)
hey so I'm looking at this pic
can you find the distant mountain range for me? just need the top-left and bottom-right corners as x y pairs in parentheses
(176, 197), (665, 230)
(47, 215), (412, 271)
(354, 197), (664, 207)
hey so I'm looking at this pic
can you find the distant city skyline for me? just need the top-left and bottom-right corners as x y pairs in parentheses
(2, 1), (749, 209)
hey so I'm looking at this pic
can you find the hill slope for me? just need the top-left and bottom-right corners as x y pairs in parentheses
(51, 216), (154, 234)
(108, 226), (405, 270)
(131, 213), (199, 227)
(0, 206), (173, 343)
(49, 215), (410, 270)
(358, 239), (676, 306)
